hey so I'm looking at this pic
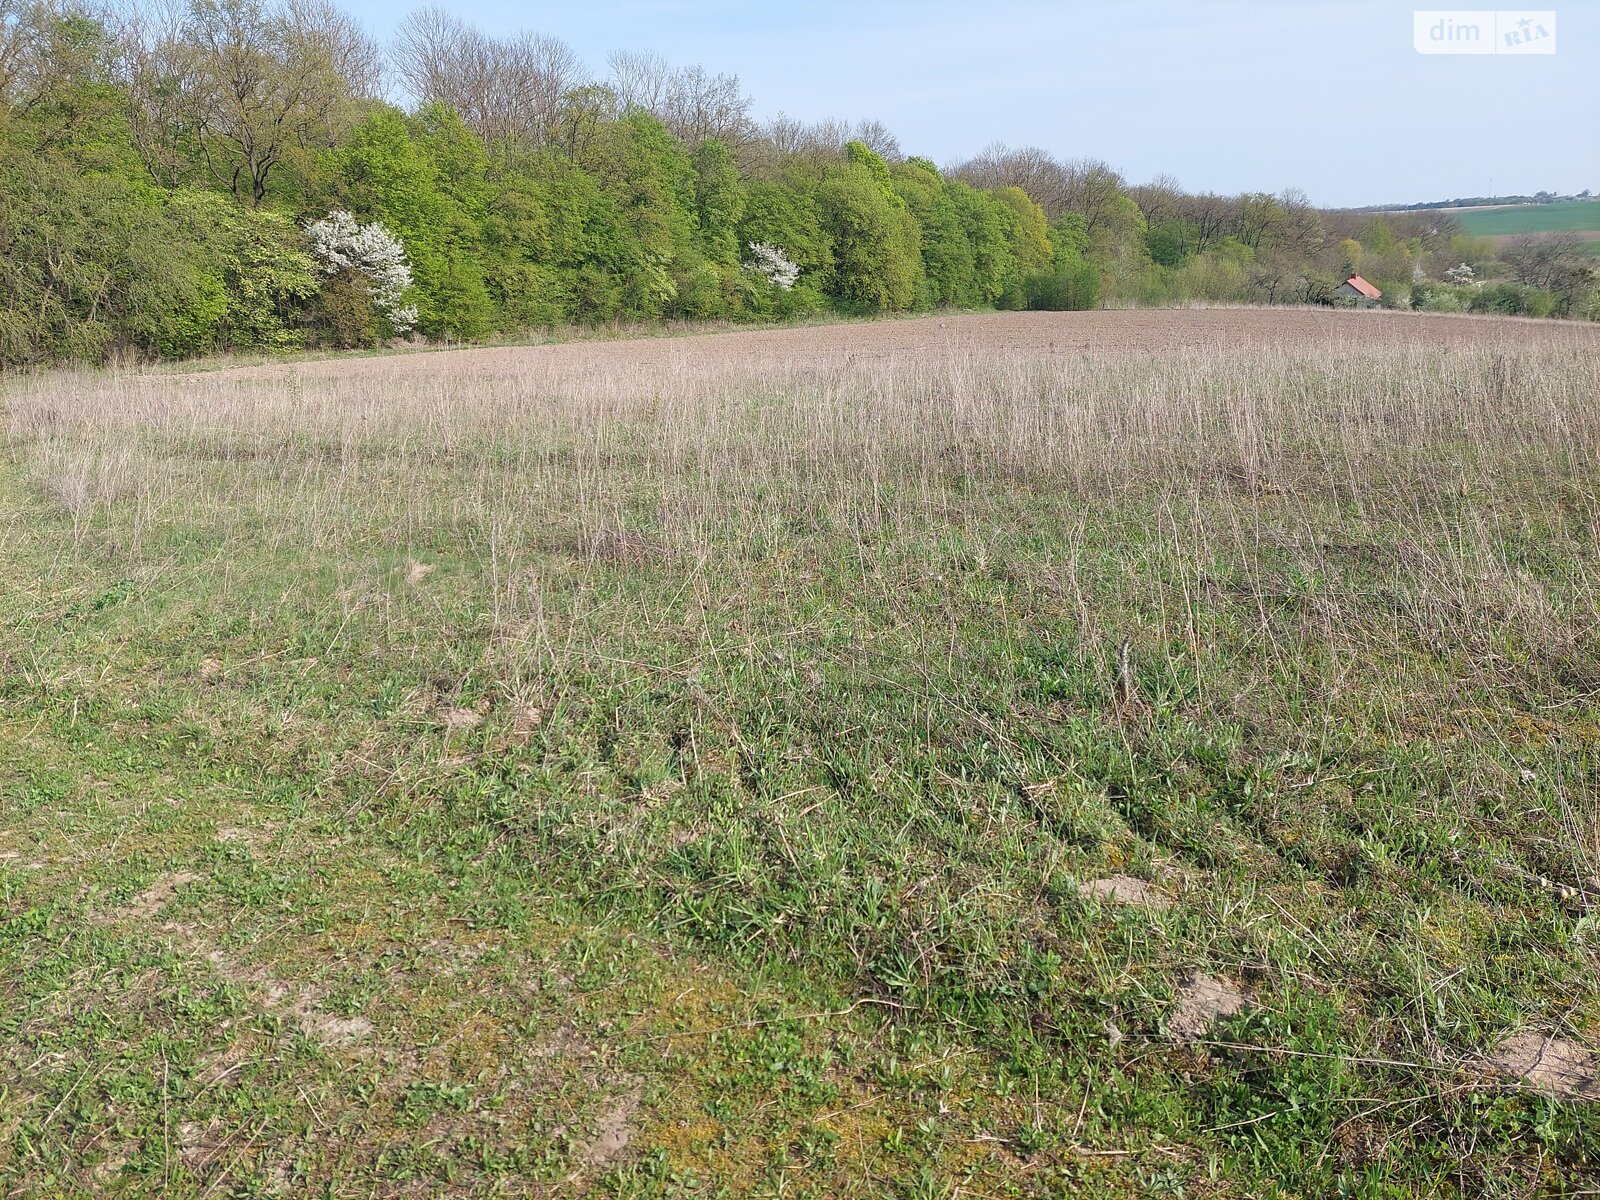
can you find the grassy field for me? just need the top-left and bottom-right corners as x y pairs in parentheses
(4, 308), (1600, 1198)
(1451, 199), (1600, 242)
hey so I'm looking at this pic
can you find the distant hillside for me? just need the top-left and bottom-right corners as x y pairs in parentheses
(1452, 198), (1600, 237)
(1347, 191), (1594, 214)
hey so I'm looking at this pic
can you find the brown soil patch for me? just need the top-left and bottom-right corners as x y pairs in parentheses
(1169, 972), (1249, 1041)
(1081, 874), (1173, 908)
(575, 1079), (644, 1168)
(206, 950), (373, 1046)
(117, 871), (200, 920)
(530, 1024), (590, 1059)
(437, 706), (484, 731)
(179, 1118), (226, 1171)
(1489, 1032), (1600, 1100)
(216, 821), (281, 849)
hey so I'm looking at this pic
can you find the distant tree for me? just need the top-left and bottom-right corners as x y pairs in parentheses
(166, 0), (378, 206)
(1502, 234), (1596, 313)
(393, 7), (584, 149)
(1236, 192), (1288, 251)
(950, 142), (1074, 218)
(330, 105), (491, 337)
(144, 0), (377, 206)
(1146, 218), (1196, 267)
(1502, 234), (1590, 291)
(606, 49), (752, 155)
(692, 137), (744, 267)
(166, 190), (319, 350)
(2, 1), (123, 152)
(739, 176), (828, 274)
(817, 147), (920, 312)
(0, 150), (217, 363)
(579, 110), (701, 315)
(1127, 173), (1183, 227)
(1276, 187), (1325, 257)
(892, 157), (977, 307)
(1173, 191), (1235, 252)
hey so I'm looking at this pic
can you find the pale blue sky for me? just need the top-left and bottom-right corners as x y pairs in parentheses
(350, 0), (1599, 207)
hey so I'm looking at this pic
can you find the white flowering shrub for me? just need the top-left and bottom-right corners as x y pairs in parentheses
(1444, 262), (1476, 286)
(744, 241), (800, 291)
(305, 210), (419, 335)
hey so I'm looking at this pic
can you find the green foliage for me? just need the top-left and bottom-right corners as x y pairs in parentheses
(1338, 237), (1363, 277)
(1147, 219), (1197, 267)
(0, 150), (266, 364)
(166, 191), (318, 351)
(1023, 254), (1100, 311)
(3, 3), (1590, 367)
(1171, 243), (1253, 303)
(692, 139), (745, 269)
(332, 107), (492, 339)
(816, 159), (921, 313)
(991, 186), (1052, 308)
(319, 266), (382, 347)
(582, 111), (702, 317)
(1409, 281), (1473, 313)
(949, 183), (1016, 307)
(1471, 281), (1561, 317)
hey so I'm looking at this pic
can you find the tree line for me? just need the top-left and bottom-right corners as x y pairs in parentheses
(2, 0), (1595, 368)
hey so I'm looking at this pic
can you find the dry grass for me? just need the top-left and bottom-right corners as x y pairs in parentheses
(6, 307), (1600, 1196)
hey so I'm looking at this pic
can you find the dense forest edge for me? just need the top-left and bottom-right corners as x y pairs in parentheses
(4, 0), (1598, 369)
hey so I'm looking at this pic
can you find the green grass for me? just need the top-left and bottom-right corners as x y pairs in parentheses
(1452, 198), (1600, 238)
(4, 319), (1600, 1197)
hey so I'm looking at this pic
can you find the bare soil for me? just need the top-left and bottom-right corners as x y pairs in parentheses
(1169, 972), (1250, 1041)
(1082, 875), (1173, 908)
(1489, 1032), (1600, 1100)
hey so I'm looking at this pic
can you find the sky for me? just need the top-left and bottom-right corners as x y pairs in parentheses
(343, 0), (1600, 208)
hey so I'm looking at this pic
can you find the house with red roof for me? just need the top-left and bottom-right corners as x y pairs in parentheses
(1335, 274), (1382, 307)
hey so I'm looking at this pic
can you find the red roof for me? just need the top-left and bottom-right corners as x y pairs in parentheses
(1343, 274), (1382, 300)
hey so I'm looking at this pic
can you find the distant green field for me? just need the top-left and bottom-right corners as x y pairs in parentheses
(1451, 198), (1600, 237)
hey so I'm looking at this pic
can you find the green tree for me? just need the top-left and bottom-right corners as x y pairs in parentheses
(992, 185), (1052, 307)
(692, 138), (744, 268)
(892, 157), (978, 307)
(331, 105), (492, 338)
(1147, 218), (1197, 267)
(816, 155), (920, 313)
(580, 110), (702, 316)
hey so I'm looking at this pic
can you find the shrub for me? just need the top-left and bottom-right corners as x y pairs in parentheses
(305, 210), (418, 345)
(1022, 259), (1100, 311)
(1410, 281), (1471, 313)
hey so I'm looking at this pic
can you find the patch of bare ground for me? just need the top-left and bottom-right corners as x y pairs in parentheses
(1081, 874), (1173, 908)
(1169, 972), (1250, 1041)
(401, 557), (435, 584)
(215, 821), (281, 849)
(202, 949), (372, 1046)
(178, 1117), (226, 1171)
(99, 870), (200, 921)
(1487, 1032), (1600, 1100)
(437, 704), (485, 731)
(572, 1077), (645, 1171)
